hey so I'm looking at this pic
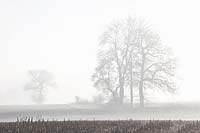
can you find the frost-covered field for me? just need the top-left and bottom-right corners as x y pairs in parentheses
(1, 103), (200, 122)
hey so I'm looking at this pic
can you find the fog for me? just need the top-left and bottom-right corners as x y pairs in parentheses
(0, 0), (200, 107)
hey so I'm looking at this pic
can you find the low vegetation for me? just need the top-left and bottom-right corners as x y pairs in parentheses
(0, 119), (200, 133)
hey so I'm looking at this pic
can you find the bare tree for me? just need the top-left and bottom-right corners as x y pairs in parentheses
(131, 19), (177, 108)
(92, 20), (134, 105)
(24, 70), (57, 104)
(93, 17), (177, 107)
(92, 56), (120, 104)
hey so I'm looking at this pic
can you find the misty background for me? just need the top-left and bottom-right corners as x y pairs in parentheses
(0, 0), (199, 105)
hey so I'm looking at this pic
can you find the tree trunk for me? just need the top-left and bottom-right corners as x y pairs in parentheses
(139, 80), (144, 108)
(139, 48), (145, 108)
(111, 91), (117, 103)
(119, 78), (124, 105)
(118, 67), (124, 105)
(130, 61), (133, 108)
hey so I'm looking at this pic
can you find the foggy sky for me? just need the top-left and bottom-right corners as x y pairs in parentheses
(0, 0), (199, 104)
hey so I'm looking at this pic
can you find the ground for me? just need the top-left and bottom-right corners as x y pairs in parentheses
(1, 103), (200, 121)
(0, 120), (200, 132)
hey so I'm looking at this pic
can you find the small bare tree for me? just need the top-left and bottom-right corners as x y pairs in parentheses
(24, 70), (57, 104)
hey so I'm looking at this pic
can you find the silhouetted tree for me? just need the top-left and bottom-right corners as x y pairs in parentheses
(92, 56), (120, 103)
(92, 19), (134, 105)
(128, 18), (177, 108)
(24, 70), (57, 104)
(93, 17), (177, 107)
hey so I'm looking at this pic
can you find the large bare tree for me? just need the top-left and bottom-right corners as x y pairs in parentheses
(92, 17), (177, 107)
(130, 19), (177, 108)
(24, 70), (57, 104)
(92, 19), (134, 105)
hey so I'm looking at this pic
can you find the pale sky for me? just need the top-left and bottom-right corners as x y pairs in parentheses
(0, 0), (200, 104)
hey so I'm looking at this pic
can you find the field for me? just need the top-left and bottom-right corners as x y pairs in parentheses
(1, 103), (200, 121)
(1, 103), (200, 132)
(1, 119), (200, 133)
